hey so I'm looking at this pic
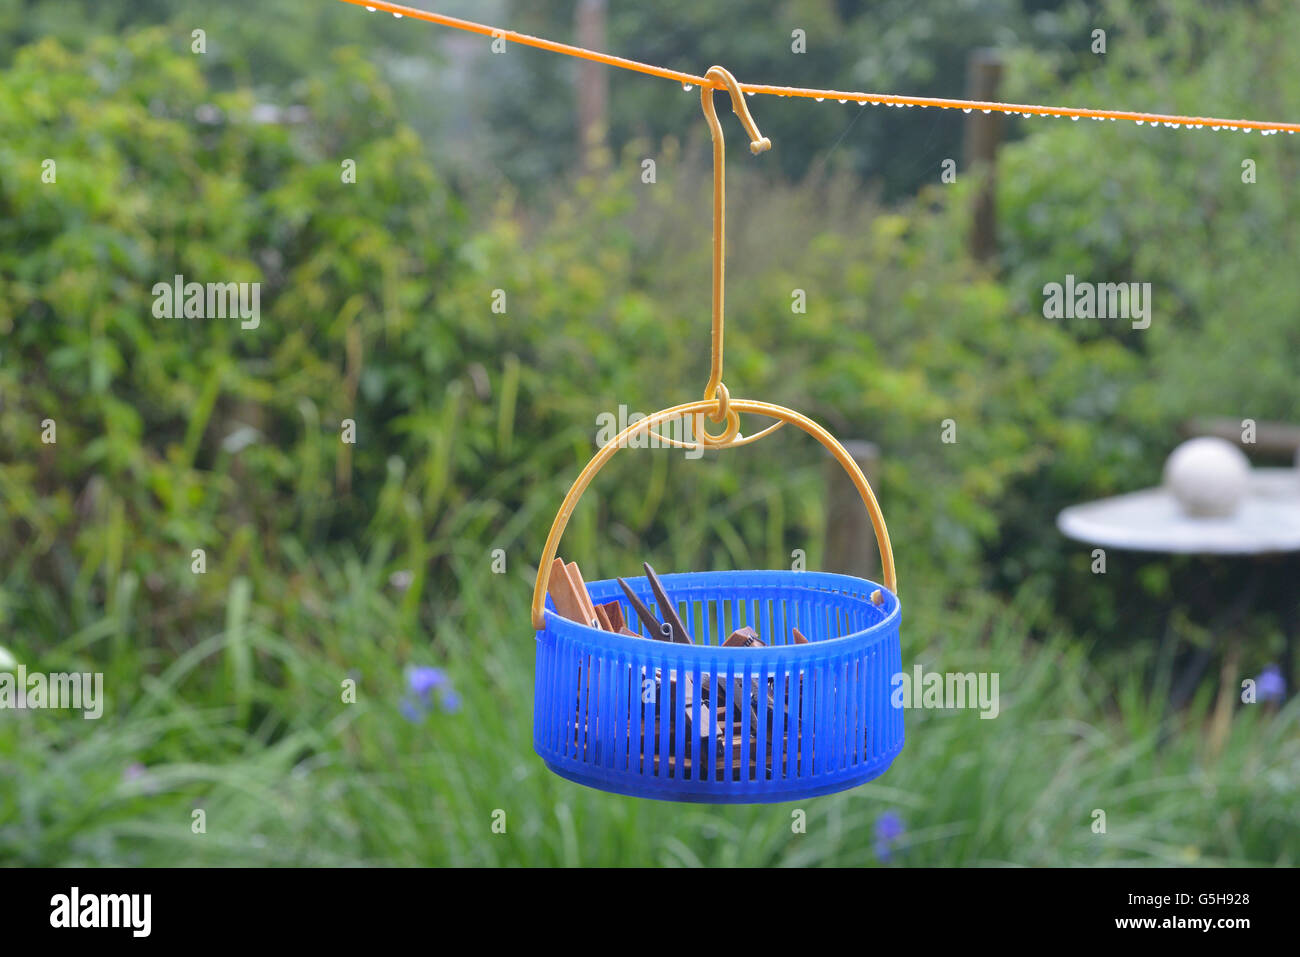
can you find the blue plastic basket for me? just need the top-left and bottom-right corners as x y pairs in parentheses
(534, 569), (902, 803)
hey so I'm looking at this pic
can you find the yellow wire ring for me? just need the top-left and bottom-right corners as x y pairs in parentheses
(708, 380), (731, 422)
(646, 416), (784, 451)
(530, 397), (896, 629)
(697, 406), (741, 447)
(697, 381), (738, 446)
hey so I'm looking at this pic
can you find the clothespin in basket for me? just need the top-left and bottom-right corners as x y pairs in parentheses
(597, 600), (626, 632)
(565, 561), (601, 624)
(618, 577), (667, 640)
(617, 563), (695, 644)
(642, 563), (693, 644)
(717, 628), (777, 734)
(547, 557), (599, 628)
(723, 626), (763, 648)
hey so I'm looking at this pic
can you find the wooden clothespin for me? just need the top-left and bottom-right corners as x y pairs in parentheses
(618, 577), (672, 642)
(642, 563), (692, 644)
(597, 600), (626, 632)
(565, 561), (600, 626)
(546, 557), (604, 628)
(714, 628), (776, 730)
(548, 558), (593, 625)
(723, 626), (764, 648)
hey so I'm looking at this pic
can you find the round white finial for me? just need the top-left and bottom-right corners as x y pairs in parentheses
(1163, 437), (1251, 517)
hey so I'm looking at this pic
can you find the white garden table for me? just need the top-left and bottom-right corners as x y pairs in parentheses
(1058, 466), (1300, 748)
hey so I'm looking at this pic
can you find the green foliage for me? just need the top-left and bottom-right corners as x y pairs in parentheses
(1000, 0), (1300, 423)
(0, 31), (470, 649)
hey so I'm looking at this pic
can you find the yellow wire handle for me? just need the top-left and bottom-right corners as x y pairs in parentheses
(698, 67), (770, 446)
(530, 398), (896, 630)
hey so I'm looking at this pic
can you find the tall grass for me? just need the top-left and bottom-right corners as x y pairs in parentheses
(4, 533), (1295, 867)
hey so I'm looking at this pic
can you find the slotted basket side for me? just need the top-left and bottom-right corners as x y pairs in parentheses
(533, 570), (903, 804)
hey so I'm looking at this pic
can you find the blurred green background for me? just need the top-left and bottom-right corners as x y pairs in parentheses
(1, 0), (1297, 866)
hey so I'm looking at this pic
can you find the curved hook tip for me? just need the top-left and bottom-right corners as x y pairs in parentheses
(704, 65), (770, 156)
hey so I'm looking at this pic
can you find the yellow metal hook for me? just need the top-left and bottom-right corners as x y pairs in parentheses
(702, 65), (772, 155)
(698, 66), (769, 443)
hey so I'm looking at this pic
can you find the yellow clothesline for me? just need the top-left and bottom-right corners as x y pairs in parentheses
(339, 0), (1300, 134)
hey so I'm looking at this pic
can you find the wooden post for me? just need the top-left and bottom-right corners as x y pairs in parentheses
(824, 440), (882, 579)
(575, 0), (608, 169)
(964, 50), (1004, 263)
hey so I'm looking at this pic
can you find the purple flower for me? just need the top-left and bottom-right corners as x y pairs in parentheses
(400, 697), (427, 723)
(407, 666), (446, 698)
(874, 811), (906, 862)
(1256, 665), (1286, 703)
(402, 665), (458, 718)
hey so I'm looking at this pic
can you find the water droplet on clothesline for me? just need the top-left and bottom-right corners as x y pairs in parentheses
(682, 83), (694, 92)
(393, 11), (402, 16)
(963, 108), (972, 113)
(815, 97), (825, 102)
(837, 98), (848, 104)
(365, 4), (375, 10)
